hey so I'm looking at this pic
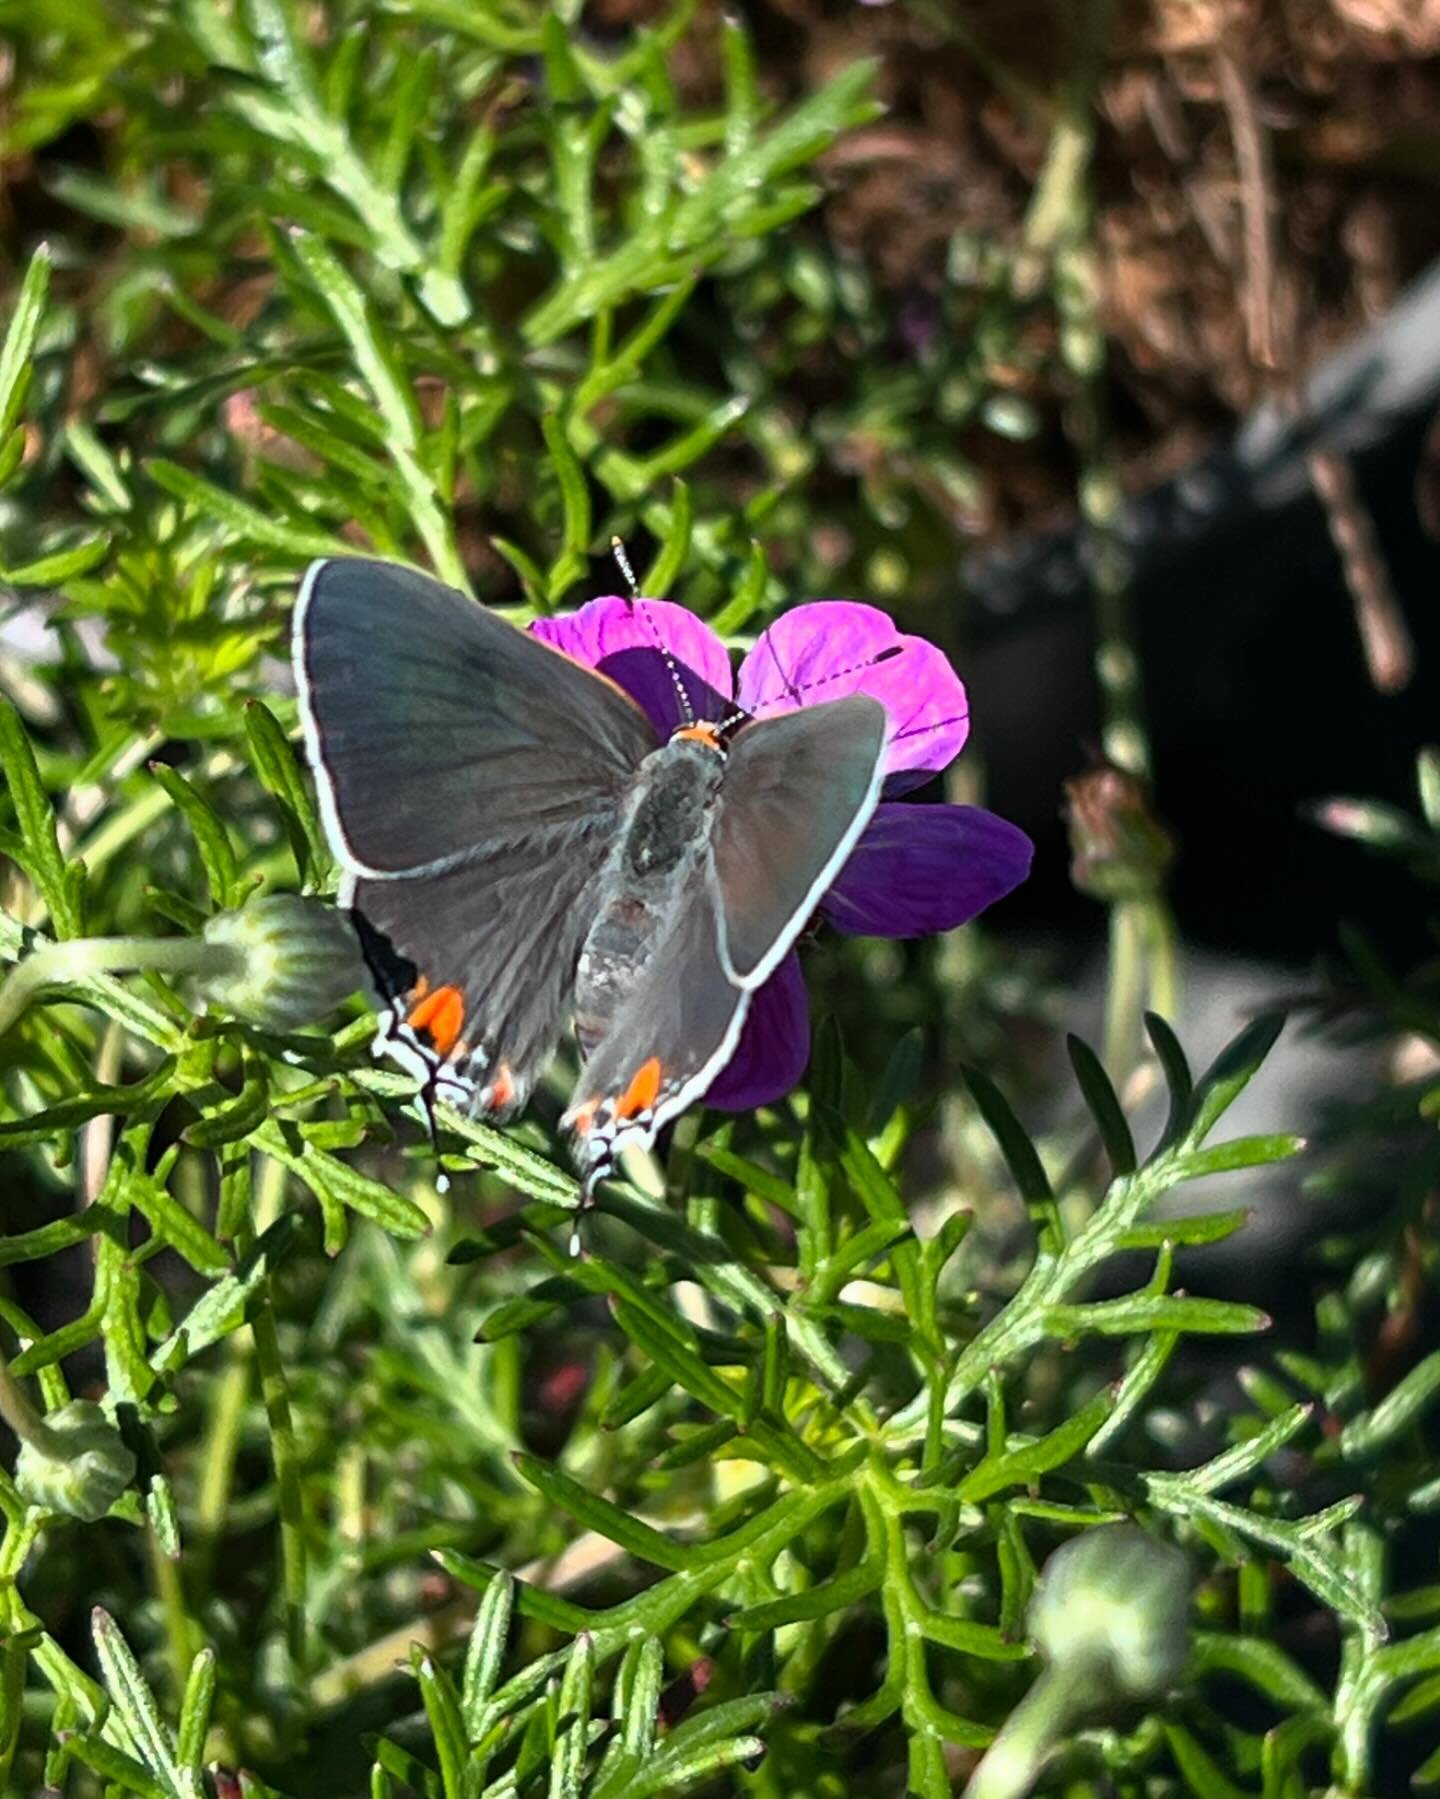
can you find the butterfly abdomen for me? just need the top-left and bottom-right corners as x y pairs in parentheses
(573, 740), (723, 1058)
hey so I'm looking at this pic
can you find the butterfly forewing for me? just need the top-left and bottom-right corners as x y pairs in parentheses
(295, 557), (656, 1109)
(295, 558), (656, 878)
(711, 694), (888, 986)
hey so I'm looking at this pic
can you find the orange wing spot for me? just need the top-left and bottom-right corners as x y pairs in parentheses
(571, 1100), (599, 1136)
(489, 1061), (515, 1110)
(673, 723), (722, 750)
(614, 1056), (663, 1121)
(407, 983), (465, 1058)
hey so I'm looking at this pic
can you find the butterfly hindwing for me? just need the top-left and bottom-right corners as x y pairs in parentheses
(711, 694), (888, 985)
(563, 853), (748, 1176)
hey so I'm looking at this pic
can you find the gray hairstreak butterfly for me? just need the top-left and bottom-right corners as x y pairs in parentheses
(293, 556), (889, 1207)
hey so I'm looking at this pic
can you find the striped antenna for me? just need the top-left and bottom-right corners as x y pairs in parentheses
(611, 534), (695, 728)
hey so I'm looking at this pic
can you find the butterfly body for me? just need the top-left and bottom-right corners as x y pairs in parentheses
(574, 735), (723, 1060)
(293, 557), (890, 1193)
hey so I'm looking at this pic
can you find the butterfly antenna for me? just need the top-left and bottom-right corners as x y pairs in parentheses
(611, 533), (695, 727)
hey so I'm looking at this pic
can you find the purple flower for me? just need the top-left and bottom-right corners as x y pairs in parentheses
(532, 597), (1033, 1109)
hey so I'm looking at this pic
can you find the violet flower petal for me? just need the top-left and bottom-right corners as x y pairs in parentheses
(736, 601), (970, 781)
(532, 596), (733, 738)
(822, 802), (1033, 938)
(704, 950), (810, 1111)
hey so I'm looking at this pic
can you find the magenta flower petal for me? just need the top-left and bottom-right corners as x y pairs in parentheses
(822, 803), (1033, 938)
(736, 602), (970, 782)
(705, 951), (810, 1111)
(532, 596), (734, 738)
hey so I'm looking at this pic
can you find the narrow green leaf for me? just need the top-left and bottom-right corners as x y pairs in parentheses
(253, 1120), (429, 1238)
(182, 1059), (272, 1149)
(128, 1168), (230, 1278)
(640, 479), (691, 596)
(90, 1609), (183, 1798)
(176, 1648), (216, 1776)
(513, 1453), (688, 1572)
(541, 414), (592, 562)
(0, 245), (50, 440)
(1161, 1721), (1251, 1799)
(550, 1632), (594, 1799)
(154, 1213), (303, 1368)
(1182, 1013), (1286, 1147)
(59, 1733), (170, 1799)
(461, 1569), (514, 1733)
(146, 458), (347, 557)
(1341, 1348), (1440, 1460)
(1044, 1294), (1270, 1339)
(1, 535), (111, 586)
(149, 762), (241, 910)
(1066, 1032), (1136, 1173)
(728, 1556), (882, 1630)
(1114, 1209), (1251, 1250)
(960, 1065), (1060, 1244)
(1190, 1631), (1327, 1712)
(414, 1650), (469, 1799)
(956, 1387), (1113, 1502)
(243, 699), (336, 891)
(0, 696), (79, 935)
(1144, 1010), (1192, 1146)
(1168, 1135), (1305, 1181)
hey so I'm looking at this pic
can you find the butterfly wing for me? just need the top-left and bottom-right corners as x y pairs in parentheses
(563, 855), (748, 1178)
(711, 694), (888, 985)
(294, 557), (656, 1111)
(295, 557), (656, 879)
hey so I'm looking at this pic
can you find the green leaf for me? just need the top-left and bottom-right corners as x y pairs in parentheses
(549, 1632), (594, 1799)
(1162, 1721), (1252, 1799)
(154, 1213), (304, 1367)
(461, 1569), (514, 1735)
(641, 479), (692, 596)
(0, 696), (80, 936)
(146, 458), (348, 558)
(514, 1453), (690, 1572)
(253, 1120), (429, 1238)
(149, 761), (243, 908)
(243, 699), (337, 892)
(1341, 1348), (1440, 1460)
(90, 1609), (184, 1799)
(956, 1387), (1113, 1502)
(0, 535), (112, 586)
(1144, 1010), (1192, 1146)
(1045, 1294), (1270, 1339)
(176, 1648), (216, 1777)
(1190, 1631), (1328, 1712)
(1066, 1032), (1136, 1173)
(0, 245), (50, 441)
(1182, 1013), (1287, 1148)
(960, 1065), (1061, 1247)
(413, 1649), (469, 1799)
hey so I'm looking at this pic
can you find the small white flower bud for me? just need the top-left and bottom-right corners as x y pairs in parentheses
(198, 895), (362, 1031)
(1028, 1522), (1190, 1699)
(14, 1399), (137, 1522)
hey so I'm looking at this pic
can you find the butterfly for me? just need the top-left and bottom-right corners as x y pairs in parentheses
(293, 556), (889, 1195)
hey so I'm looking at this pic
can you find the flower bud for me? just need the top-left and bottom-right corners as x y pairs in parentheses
(1028, 1522), (1190, 1700)
(14, 1399), (137, 1522)
(198, 895), (362, 1031)
(1064, 764), (1173, 902)
(964, 1524), (1189, 1799)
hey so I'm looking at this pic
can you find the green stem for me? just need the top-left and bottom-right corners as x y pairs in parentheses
(0, 1354), (61, 1457)
(250, 1299), (307, 1670)
(962, 1661), (1100, 1799)
(0, 933), (240, 1039)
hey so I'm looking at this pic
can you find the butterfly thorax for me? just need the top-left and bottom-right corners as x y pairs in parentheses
(573, 737), (723, 1057)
